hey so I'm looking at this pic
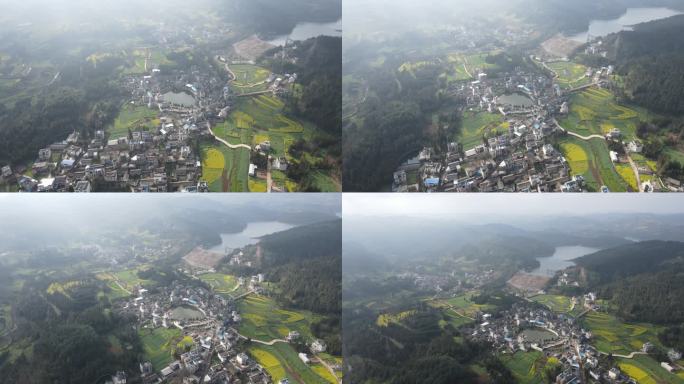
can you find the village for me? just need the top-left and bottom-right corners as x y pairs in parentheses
(392, 59), (625, 192)
(387, 18), (684, 194)
(0, 21), (298, 192)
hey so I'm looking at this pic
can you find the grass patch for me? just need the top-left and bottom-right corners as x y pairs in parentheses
(107, 104), (159, 139)
(198, 273), (238, 295)
(500, 351), (547, 384)
(459, 111), (505, 151)
(139, 327), (183, 371)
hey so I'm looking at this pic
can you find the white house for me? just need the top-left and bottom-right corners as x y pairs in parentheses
(298, 353), (310, 364)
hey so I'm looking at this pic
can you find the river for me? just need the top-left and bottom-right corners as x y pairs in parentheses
(528, 245), (600, 277)
(268, 19), (342, 46)
(209, 221), (295, 253)
(569, 7), (682, 42)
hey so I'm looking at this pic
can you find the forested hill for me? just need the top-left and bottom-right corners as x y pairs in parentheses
(259, 219), (341, 354)
(575, 240), (684, 283)
(575, 240), (684, 324)
(608, 14), (684, 114)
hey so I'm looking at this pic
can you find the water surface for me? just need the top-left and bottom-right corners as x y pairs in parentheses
(209, 221), (295, 253)
(529, 245), (600, 277)
(569, 7), (682, 42)
(268, 19), (342, 46)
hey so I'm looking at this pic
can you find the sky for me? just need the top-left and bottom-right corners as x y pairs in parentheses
(344, 193), (684, 218)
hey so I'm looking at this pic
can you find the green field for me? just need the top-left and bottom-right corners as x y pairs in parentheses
(547, 61), (592, 89)
(445, 52), (501, 82)
(458, 111), (506, 151)
(248, 343), (333, 384)
(429, 292), (496, 320)
(200, 143), (250, 192)
(230, 64), (270, 95)
(559, 87), (645, 141)
(530, 294), (573, 313)
(582, 312), (663, 355)
(618, 355), (684, 384)
(559, 136), (630, 191)
(198, 273), (238, 295)
(107, 104), (159, 139)
(238, 294), (319, 342)
(139, 327), (184, 371)
(500, 351), (555, 384)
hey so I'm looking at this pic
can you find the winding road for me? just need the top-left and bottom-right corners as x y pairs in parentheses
(206, 122), (252, 150)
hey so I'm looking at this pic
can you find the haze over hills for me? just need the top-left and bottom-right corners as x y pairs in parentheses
(343, 195), (684, 384)
(343, 0), (684, 192)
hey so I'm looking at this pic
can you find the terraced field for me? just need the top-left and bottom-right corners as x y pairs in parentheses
(582, 312), (664, 356)
(558, 136), (630, 192)
(248, 343), (333, 384)
(530, 294), (573, 313)
(618, 355), (684, 384)
(559, 87), (643, 141)
(198, 273), (238, 295)
(200, 143), (250, 192)
(230, 64), (270, 95)
(547, 61), (592, 89)
(238, 294), (319, 342)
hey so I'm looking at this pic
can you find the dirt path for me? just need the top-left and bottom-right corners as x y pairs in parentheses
(626, 151), (642, 192)
(315, 354), (341, 384)
(221, 169), (230, 192)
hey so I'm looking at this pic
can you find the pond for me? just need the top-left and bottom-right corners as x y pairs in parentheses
(268, 19), (342, 46)
(209, 221), (295, 253)
(569, 7), (682, 42)
(497, 93), (534, 108)
(519, 328), (558, 344)
(162, 91), (195, 107)
(169, 306), (204, 321)
(528, 245), (600, 277)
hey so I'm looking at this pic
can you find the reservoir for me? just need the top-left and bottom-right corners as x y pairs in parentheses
(209, 221), (295, 253)
(569, 7), (682, 42)
(497, 93), (534, 108)
(529, 246), (600, 277)
(268, 19), (342, 46)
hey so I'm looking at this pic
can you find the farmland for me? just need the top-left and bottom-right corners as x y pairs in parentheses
(558, 136), (630, 192)
(618, 355), (684, 384)
(139, 327), (184, 371)
(107, 104), (160, 139)
(500, 351), (556, 384)
(559, 88), (644, 141)
(546, 61), (592, 89)
(530, 294), (573, 313)
(200, 143), (250, 192)
(247, 343), (333, 384)
(446, 52), (501, 82)
(198, 273), (238, 296)
(229, 64), (270, 95)
(581, 311), (663, 356)
(238, 294), (319, 342)
(458, 111), (506, 151)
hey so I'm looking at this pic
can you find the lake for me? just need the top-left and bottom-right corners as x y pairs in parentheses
(162, 91), (195, 107)
(569, 7), (682, 42)
(268, 19), (342, 46)
(528, 245), (600, 277)
(209, 221), (295, 253)
(497, 93), (534, 108)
